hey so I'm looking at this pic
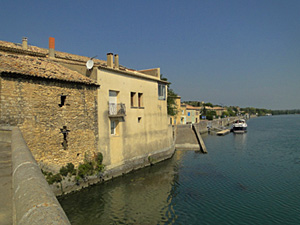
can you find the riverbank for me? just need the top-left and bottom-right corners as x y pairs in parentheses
(52, 116), (243, 197)
(59, 115), (300, 225)
(50, 138), (176, 196)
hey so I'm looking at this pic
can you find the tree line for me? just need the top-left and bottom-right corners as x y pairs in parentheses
(161, 75), (299, 117)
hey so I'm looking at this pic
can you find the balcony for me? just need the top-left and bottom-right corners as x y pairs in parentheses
(108, 103), (126, 117)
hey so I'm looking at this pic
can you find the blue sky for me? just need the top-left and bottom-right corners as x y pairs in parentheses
(1, 0), (299, 110)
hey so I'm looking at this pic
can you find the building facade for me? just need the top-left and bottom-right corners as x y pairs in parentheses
(96, 54), (175, 172)
(0, 38), (175, 174)
(0, 40), (99, 171)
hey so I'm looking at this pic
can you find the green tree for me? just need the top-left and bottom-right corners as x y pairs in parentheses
(161, 75), (178, 116)
(227, 108), (236, 117)
(204, 102), (213, 107)
(222, 111), (229, 118)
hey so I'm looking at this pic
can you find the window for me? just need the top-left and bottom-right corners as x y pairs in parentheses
(109, 90), (118, 115)
(131, 92), (137, 107)
(109, 91), (118, 103)
(158, 83), (166, 100)
(138, 93), (143, 108)
(138, 117), (142, 123)
(110, 120), (118, 135)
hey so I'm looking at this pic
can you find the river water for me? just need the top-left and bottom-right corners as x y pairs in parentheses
(59, 115), (300, 225)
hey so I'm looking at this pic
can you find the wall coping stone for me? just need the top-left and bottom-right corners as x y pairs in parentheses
(11, 127), (70, 225)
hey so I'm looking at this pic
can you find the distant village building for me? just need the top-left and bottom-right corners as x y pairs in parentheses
(169, 96), (182, 125)
(0, 38), (175, 173)
(203, 106), (226, 118)
(186, 104), (201, 124)
(180, 103), (187, 124)
(211, 106), (226, 117)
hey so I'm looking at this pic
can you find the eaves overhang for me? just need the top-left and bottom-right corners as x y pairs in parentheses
(98, 65), (170, 84)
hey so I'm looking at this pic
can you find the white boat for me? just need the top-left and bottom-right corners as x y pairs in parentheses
(232, 119), (247, 134)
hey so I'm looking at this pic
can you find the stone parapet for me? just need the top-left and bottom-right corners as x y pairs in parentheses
(11, 127), (70, 225)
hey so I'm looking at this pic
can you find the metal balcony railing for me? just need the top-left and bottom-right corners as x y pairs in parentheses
(108, 103), (126, 117)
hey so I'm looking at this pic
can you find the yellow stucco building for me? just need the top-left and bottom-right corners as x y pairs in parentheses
(96, 54), (175, 173)
(169, 96), (182, 125)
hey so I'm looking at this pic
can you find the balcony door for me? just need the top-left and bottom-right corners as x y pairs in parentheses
(109, 91), (118, 115)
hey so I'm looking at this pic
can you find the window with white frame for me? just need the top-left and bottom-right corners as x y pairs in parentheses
(158, 83), (166, 100)
(110, 120), (118, 135)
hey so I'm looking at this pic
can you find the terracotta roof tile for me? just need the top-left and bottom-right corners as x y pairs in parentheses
(0, 40), (106, 65)
(0, 51), (98, 85)
(0, 39), (163, 83)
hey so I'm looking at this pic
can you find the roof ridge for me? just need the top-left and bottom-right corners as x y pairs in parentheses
(0, 51), (99, 86)
(0, 40), (106, 65)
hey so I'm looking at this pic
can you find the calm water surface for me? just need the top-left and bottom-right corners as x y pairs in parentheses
(59, 115), (300, 224)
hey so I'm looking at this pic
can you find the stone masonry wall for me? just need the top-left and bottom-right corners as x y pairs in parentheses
(0, 75), (98, 172)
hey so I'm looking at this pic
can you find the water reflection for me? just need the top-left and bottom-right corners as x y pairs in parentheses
(233, 133), (247, 151)
(60, 116), (300, 225)
(59, 155), (183, 225)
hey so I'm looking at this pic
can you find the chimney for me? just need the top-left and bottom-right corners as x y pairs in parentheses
(107, 53), (113, 68)
(49, 37), (55, 58)
(114, 54), (119, 69)
(22, 37), (28, 50)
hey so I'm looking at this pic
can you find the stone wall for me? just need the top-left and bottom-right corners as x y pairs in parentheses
(0, 74), (98, 172)
(11, 127), (70, 225)
(194, 116), (240, 134)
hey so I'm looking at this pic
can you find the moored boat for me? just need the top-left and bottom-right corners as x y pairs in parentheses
(232, 119), (247, 133)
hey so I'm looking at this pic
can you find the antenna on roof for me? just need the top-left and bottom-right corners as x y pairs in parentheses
(86, 55), (97, 70)
(86, 59), (94, 70)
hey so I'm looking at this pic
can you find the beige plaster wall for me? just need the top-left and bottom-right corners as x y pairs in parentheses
(97, 68), (174, 169)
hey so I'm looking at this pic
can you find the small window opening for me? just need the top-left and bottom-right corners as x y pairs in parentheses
(59, 95), (67, 107)
(138, 117), (142, 123)
(60, 126), (70, 150)
(131, 92), (136, 107)
(110, 120), (119, 135)
(138, 93), (143, 108)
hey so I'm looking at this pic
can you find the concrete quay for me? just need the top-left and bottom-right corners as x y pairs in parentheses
(175, 124), (200, 150)
(175, 117), (241, 151)
(217, 129), (231, 136)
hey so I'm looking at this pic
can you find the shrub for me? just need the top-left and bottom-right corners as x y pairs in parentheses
(95, 164), (105, 173)
(66, 163), (76, 175)
(206, 115), (213, 120)
(59, 166), (68, 177)
(78, 162), (94, 178)
(46, 173), (62, 185)
(96, 152), (103, 165)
